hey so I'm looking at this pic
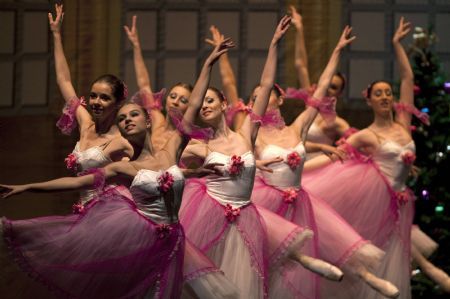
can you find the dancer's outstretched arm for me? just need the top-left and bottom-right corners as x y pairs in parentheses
(206, 25), (246, 130)
(291, 5), (311, 89)
(0, 161), (135, 198)
(240, 15), (291, 145)
(393, 17), (414, 131)
(49, 4), (91, 127)
(291, 26), (355, 142)
(124, 15), (166, 129)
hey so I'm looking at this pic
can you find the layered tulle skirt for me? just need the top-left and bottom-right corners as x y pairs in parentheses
(252, 176), (385, 299)
(179, 178), (314, 299)
(1, 189), (183, 299)
(303, 158), (415, 299)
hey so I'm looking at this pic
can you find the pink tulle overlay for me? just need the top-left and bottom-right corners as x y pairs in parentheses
(56, 97), (86, 135)
(285, 87), (311, 102)
(179, 178), (313, 299)
(130, 88), (166, 112)
(285, 88), (337, 123)
(225, 101), (286, 129)
(1, 189), (185, 299)
(252, 176), (385, 298)
(335, 127), (359, 146)
(168, 108), (214, 140)
(394, 102), (430, 125)
(302, 147), (415, 298)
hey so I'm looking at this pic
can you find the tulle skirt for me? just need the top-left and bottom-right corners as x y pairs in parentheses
(303, 158), (415, 299)
(252, 176), (384, 299)
(1, 189), (185, 299)
(179, 178), (313, 299)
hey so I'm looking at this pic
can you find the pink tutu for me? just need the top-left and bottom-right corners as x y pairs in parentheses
(252, 176), (384, 298)
(303, 156), (415, 298)
(180, 178), (313, 299)
(2, 189), (184, 299)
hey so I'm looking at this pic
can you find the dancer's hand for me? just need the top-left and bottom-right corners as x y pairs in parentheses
(289, 5), (303, 31)
(320, 145), (347, 162)
(184, 163), (224, 177)
(272, 15), (292, 44)
(205, 25), (224, 47)
(0, 184), (29, 199)
(393, 17), (411, 43)
(48, 3), (64, 34)
(256, 157), (283, 173)
(335, 25), (356, 51)
(205, 37), (235, 66)
(124, 15), (140, 48)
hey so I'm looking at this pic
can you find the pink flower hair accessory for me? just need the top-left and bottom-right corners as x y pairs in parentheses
(283, 188), (298, 204)
(56, 97), (87, 135)
(64, 153), (78, 171)
(72, 202), (85, 214)
(273, 83), (286, 97)
(286, 152), (302, 170)
(401, 151), (416, 165)
(224, 204), (240, 222)
(156, 223), (173, 239)
(157, 171), (174, 194)
(229, 155), (245, 176)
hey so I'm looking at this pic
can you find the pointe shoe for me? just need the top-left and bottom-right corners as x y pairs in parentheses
(297, 255), (344, 281)
(363, 272), (400, 299)
(422, 265), (450, 293)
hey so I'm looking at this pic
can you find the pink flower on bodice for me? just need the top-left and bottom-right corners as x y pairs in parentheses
(224, 204), (240, 222)
(156, 223), (173, 239)
(157, 172), (174, 193)
(395, 190), (411, 206)
(229, 155), (244, 176)
(283, 188), (299, 204)
(65, 153), (78, 171)
(286, 152), (302, 170)
(401, 152), (416, 165)
(72, 202), (85, 214)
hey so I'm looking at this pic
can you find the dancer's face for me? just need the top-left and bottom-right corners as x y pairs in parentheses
(89, 82), (117, 120)
(367, 82), (394, 114)
(252, 87), (283, 111)
(165, 86), (191, 114)
(327, 75), (344, 98)
(117, 103), (150, 138)
(200, 89), (226, 124)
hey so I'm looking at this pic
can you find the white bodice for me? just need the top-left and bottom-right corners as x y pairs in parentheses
(372, 140), (415, 192)
(72, 142), (114, 204)
(130, 165), (184, 224)
(258, 142), (306, 189)
(73, 142), (112, 171)
(306, 122), (334, 160)
(204, 151), (255, 208)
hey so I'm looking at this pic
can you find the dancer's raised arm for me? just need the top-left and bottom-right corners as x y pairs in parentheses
(49, 4), (91, 127)
(240, 15), (291, 144)
(124, 16), (166, 128)
(291, 5), (311, 89)
(291, 26), (355, 142)
(206, 25), (245, 129)
(182, 37), (234, 124)
(393, 17), (414, 131)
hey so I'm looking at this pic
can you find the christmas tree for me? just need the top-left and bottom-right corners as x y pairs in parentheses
(406, 27), (450, 298)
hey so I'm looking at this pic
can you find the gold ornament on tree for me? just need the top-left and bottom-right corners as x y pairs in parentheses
(408, 27), (438, 67)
